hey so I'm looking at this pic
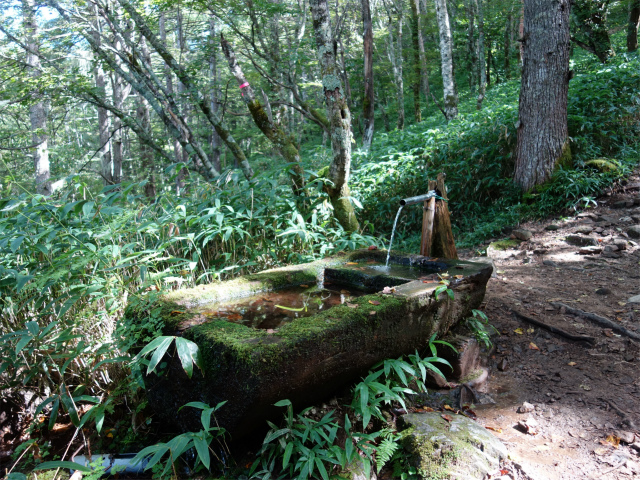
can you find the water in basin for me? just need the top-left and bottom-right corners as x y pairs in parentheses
(187, 285), (370, 330)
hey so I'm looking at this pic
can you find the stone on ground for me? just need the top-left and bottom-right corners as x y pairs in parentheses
(399, 412), (507, 480)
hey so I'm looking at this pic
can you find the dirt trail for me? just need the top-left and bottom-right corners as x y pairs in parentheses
(459, 170), (640, 479)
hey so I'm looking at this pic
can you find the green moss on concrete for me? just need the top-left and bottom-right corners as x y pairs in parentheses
(488, 238), (521, 250)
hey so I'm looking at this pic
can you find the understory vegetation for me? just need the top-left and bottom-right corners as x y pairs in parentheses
(1, 47), (639, 479)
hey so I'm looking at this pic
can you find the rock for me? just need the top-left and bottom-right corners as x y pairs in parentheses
(594, 227), (604, 233)
(573, 225), (594, 234)
(497, 358), (509, 371)
(517, 402), (535, 413)
(399, 412), (508, 480)
(602, 250), (621, 259)
(579, 246), (603, 254)
(565, 235), (598, 247)
(620, 216), (633, 223)
(616, 431), (637, 444)
(627, 225), (640, 239)
(596, 288), (611, 295)
(604, 245), (619, 252)
(628, 295), (640, 304)
(347, 458), (377, 480)
(613, 238), (628, 250)
(513, 228), (533, 241)
(598, 215), (618, 223)
(543, 260), (558, 267)
(634, 196), (640, 205)
(545, 224), (560, 231)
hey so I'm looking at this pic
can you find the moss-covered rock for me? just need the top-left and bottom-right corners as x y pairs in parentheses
(399, 412), (507, 480)
(124, 250), (492, 438)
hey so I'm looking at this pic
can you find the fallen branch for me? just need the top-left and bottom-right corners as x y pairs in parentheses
(511, 310), (596, 344)
(550, 302), (640, 342)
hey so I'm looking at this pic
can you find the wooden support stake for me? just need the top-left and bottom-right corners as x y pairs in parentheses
(431, 172), (458, 259)
(421, 196), (436, 256)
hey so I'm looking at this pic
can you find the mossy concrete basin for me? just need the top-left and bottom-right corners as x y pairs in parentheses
(125, 250), (491, 438)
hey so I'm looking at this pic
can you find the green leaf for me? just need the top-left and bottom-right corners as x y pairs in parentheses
(174, 337), (202, 378)
(10, 236), (25, 253)
(34, 461), (92, 473)
(274, 399), (292, 407)
(315, 457), (329, 480)
(193, 434), (210, 470)
(282, 441), (294, 468)
(15, 334), (32, 355)
(141, 336), (174, 375)
(15, 274), (33, 293)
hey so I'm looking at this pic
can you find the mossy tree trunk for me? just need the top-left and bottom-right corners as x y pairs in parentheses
(220, 35), (305, 193)
(515, 0), (572, 191)
(310, 0), (360, 233)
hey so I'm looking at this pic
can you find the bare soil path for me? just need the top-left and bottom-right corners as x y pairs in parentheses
(459, 170), (640, 480)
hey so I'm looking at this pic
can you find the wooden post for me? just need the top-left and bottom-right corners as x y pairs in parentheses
(417, 172), (458, 259)
(431, 172), (458, 259)
(420, 196), (436, 256)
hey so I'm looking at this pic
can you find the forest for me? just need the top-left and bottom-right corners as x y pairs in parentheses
(1, 0), (639, 478)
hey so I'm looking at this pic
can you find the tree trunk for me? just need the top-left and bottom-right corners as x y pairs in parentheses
(628, 0), (640, 52)
(414, 0), (432, 105)
(159, 13), (184, 181)
(515, 0), (572, 191)
(220, 35), (305, 193)
(137, 36), (156, 200)
(434, 0), (458, 120)
(209, 17), (222, 174)
(361, 0), (375, 151)
(465, 0), (477, 93)
(476, 0), (486, 110)
(386, 6), (405, 130)
(504, 12), (512, 79)
(91, 11), (111, 190)
(176, 8), (189, 195)
(309, 0), (360, 233)
(486, 38), (492, 87)
(411, 0), (422, 123)
(22, 0), (51, 196)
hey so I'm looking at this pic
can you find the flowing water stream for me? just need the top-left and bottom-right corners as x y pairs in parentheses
(385, 205), (404, 267)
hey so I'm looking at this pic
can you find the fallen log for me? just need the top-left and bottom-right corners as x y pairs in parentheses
(550, 302), (640, 342)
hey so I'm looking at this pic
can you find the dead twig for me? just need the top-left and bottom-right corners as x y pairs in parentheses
(511, 310), (596, 344)
(550, 302), (640, 342)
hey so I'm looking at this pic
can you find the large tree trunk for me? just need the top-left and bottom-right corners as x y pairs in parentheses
(22, 0), (51, 196)
(309, 0), (360, 233)
(628, 0), (640, 52)
(515, 0), (572, 191)
(176, 8), (190, 195)
(434, 0), (458, 120)
(362, 0), (375, 151)
(476, 0), (486, 110)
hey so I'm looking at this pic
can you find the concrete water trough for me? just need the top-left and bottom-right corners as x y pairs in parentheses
(123, 249), (492, 438)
